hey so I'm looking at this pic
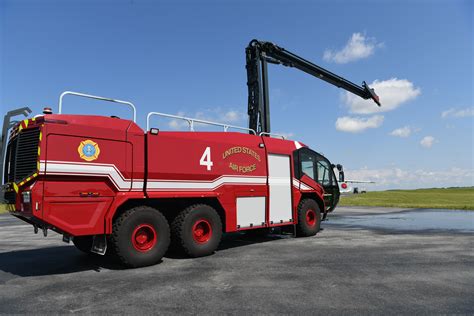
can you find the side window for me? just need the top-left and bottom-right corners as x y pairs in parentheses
(300, 151), (316, 180)
(316, 160), (331, 186)
(298, 149), (337, 187)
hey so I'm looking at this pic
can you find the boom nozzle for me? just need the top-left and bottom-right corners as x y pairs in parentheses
(246, 39), (383, 134)
(362, 81), (381, 106)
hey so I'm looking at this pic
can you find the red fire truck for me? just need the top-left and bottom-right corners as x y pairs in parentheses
(1, 40), (380, 267)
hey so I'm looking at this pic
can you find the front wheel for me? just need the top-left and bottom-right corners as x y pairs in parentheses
(110, 206), (170, 268)
(296, 199), (321, 237)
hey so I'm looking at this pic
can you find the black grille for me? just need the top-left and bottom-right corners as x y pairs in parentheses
(4, 128), (40, 183)
(4, 191), (16, 204)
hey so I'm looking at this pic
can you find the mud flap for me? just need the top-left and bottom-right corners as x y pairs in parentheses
(91, 235), (107, 255)
(322, 208), (329, 221)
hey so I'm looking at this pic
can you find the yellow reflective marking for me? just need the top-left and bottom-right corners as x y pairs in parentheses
(23, 119), (29, 128)
(37, 161), (40, 170)
(32, 117), (36, 122)
(26, 177), (31, 182)
(19, 125), (23, 131)
(39, 132), (42, 141)
(38, 147), (41, 155)
(13, 183), (18, 193)
(19, 181), (24, 186)
(32, 173), (38, 177)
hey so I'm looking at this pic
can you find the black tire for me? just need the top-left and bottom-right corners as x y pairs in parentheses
(73, 236), (93, 253)
(110, 206), (170, 268)
(296, 198), (321, 237)
(171, 204), (222, 258)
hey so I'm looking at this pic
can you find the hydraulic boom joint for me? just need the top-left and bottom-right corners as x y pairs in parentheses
(246, 39), (381, 134)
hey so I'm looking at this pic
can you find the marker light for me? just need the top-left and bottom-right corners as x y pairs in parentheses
(22, 191), (31, 204)
(341, 183), (348, 189)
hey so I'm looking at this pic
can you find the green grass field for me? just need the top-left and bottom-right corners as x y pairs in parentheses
(339, 187), (474, 210)
(1, 187), (473, 214)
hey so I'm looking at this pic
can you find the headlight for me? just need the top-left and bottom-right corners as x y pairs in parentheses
(22, 191), (31, 204)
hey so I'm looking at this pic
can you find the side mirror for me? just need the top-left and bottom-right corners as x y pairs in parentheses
(335, 164), (344, 182)
(339, 171), (345, 182)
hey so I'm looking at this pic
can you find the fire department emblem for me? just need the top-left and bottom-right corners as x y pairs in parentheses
(78, 140), (100, 161)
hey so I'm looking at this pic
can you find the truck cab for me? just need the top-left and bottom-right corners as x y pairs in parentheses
(294, 147), (341, 212)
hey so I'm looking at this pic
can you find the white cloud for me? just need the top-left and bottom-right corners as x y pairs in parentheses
(390, 126), (412, 137)
(420, 136), (436, 148)
(168, 111), (188, 130)
(272, 132), (295, 140)
(335, 115), (384, 133)
(323, 33), (382, 64)
(220, 110), (244, 123)
(343, 78), (421, 114)
(166, 108), (247, 131)
(345, 167), (474, 190)
(441, 107), (474, 118)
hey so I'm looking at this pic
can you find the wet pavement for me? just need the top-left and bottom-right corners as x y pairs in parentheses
(0, 207), (473, 314)
(324, 208), (474, 233)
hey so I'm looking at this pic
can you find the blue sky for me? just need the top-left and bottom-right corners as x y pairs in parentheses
(1, 0), (472, 189)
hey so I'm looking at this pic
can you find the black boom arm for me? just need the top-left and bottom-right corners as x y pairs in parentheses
(246, 39), (381, 134)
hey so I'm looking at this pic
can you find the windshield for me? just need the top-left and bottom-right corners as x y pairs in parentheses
(298, 149), (336, 187)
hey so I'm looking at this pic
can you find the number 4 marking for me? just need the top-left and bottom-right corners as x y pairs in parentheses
(200, 147), (213, 171)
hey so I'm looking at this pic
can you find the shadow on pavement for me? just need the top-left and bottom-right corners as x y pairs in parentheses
(0, 233), (292, 276)
(0, 246), (125, 277)
(164, 232), (289, 259)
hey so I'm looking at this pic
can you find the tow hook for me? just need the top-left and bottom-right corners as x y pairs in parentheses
(33, 224), (49, 237)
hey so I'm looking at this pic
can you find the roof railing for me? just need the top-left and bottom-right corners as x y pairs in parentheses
(147, 112), (256, 135)
(56, 91), (268, 136)
(258, 132), (286, 139)
(58, 91), (137, 122)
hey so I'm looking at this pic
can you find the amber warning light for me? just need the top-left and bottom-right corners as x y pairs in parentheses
(43, 107), (53, 114)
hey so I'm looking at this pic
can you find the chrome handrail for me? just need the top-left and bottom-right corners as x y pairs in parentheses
(259, 132), (286, 139)
(58, 91), (137, 122)
(147, 112), (256, 135)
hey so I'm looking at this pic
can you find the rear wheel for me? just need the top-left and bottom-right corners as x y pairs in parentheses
(171, 204), (222, 257)
(296, 198), (321, 237)
(110, 206), (170, 268)
(73, 236), (93, 253)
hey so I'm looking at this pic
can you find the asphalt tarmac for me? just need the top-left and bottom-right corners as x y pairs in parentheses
(0, 207), (472, 314)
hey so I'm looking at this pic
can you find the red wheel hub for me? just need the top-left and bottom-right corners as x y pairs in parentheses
(192, 219), (212, 244)
(132, 224), (157, 252)
(306, 209), (316, 227)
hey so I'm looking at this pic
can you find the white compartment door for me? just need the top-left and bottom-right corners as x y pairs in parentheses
(267, 154), (293, 224)
(236, 196), (266, 228)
